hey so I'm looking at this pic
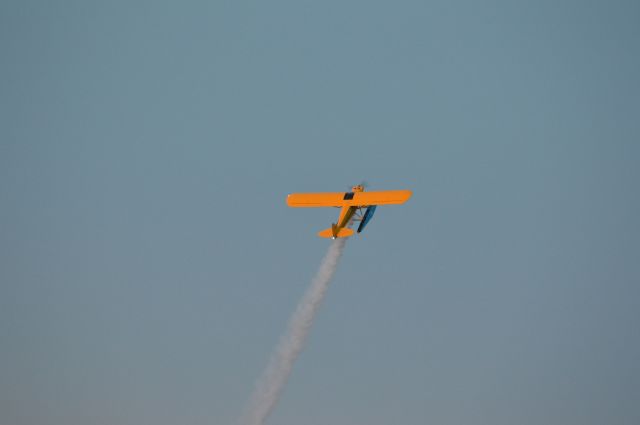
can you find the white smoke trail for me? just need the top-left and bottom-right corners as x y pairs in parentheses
(241, 238), (347, 425)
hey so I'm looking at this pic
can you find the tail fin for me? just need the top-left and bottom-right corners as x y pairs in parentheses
(318, 225), (354, 238)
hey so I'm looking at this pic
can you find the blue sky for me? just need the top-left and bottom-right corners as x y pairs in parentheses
(1, 1), (639, 424)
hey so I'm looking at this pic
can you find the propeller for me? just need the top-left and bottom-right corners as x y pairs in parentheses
(347, 180), (369, 191)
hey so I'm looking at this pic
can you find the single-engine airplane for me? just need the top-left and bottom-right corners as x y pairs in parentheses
(286, 184), (412, 238)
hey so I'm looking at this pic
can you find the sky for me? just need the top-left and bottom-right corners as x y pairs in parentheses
(1, 1), (639, 424)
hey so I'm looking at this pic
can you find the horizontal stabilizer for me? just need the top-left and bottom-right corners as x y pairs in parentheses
(318, 227), (354, 238)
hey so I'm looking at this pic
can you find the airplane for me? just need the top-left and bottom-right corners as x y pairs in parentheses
(286, 184), (412, 238)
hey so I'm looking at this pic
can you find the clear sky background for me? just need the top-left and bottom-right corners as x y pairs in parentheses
(2, 1), (639, 424)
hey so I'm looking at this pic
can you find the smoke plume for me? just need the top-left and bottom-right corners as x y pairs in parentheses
(241, 238), (347, 425)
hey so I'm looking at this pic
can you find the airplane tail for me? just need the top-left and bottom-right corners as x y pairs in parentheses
(318, 224), (354, 239)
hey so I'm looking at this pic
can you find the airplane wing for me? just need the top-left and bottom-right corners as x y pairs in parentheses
(351, 190), (412, 206)
(286, 190), (412, 207)
(286, 192), (346, 207)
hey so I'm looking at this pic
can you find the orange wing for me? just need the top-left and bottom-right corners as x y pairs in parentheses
(286, 190), (412, 207)
(286, 192), (346, 207)
(351, 190), (412, 206)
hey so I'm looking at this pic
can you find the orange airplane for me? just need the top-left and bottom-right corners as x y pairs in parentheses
(286, 184), (412, 238)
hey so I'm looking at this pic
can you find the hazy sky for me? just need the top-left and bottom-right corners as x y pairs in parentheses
(1, 1), (639, 424)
